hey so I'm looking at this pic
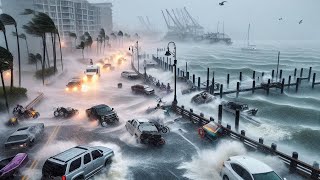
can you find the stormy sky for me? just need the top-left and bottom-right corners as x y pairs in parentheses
(89, 0), (320, 41)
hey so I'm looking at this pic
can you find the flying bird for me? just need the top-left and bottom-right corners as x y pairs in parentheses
(299, 19), (303, 24)
(219, 1), (227, 6)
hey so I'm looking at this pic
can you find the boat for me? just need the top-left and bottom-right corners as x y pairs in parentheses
(221, 101), (260, 125)
(241, 24), (257, 51)
(0, 153), (29, 178)
(191, 91), (216, 104)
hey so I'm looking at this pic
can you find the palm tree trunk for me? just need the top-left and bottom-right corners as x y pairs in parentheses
(57, 33), (63, 71)
(96, 41), (99, 55)
(51, 33), (57, 73)
(0, 71), (9, 113)
(25, 39), (30, 56)
(103, 40), (106, 55)
(15, 27), (21, 87)
(82, 48), (84, 60)
(42, 34), (46, 85)
(45, 43), (50, 68)
(3, 31), (13, 91)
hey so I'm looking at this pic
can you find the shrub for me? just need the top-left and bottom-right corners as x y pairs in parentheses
(35, 67), (57, 79)
(0, 86), (28, 112)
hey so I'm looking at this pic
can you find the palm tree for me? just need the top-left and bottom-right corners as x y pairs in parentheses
(0, 46), (13, 113)
(99, 29), (106, 54)
(28, 53), (38, 70)
(68, 32), (77, 49)
(12, 32), (29, 57)
(0, 14), (21, 88)
(110, 32), (117, 47)
(0, 21), (9, 50)
(35, 53), (43, 67)
(117, 30), (123, 47)
(76, 41), (85, 59)
(105, 35), (110, 47)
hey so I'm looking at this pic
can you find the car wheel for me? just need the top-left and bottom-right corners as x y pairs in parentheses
(74, 175), (84, 180)
(161, 127), (169, 133)
(105, 158), (112, 166)
(101, 121), (108, 127)
(54, 111), (59, 117)
(63, 112), (69, 118)
(223, 175), (229, 180)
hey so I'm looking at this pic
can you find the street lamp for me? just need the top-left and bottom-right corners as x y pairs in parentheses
(128, 45), (134, 65)
(165, 41), (177, 105)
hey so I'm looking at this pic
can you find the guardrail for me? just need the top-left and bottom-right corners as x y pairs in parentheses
(172, 104), (320, 180)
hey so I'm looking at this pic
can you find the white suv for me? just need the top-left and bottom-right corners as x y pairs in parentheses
(221, 156), (284, 180)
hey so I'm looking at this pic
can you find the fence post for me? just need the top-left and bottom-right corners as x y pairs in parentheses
(211, 77), (215, 94)
(235, 110), (240, 130)
(272, 70), (274, 80)
(279, 69), (283, 80)
(177, 68), (180, 77)
(271, 143), (277, 154)
(227, 74), (230, 84)
(300, 68), (303, 77)
(311, 162), (319, 179)
(252, 71), (256, 80)
(198, 77), (201, 89)
(240, 130), (245, 141)
(218, 104), (222, 124)
(288, 75), (291, 89)
(252, 81), (255, 94)
(207, 68), (210, 91)
(186, 72), (189, 80)
(239, 72), (242, 81)
(193, 74), (195, 84)
(296, 78), (299, 92)
(290, 152), (299, 172)
(294, 68), (297, 77)
(267, 79), (270, 95)
(236, 82), (240, 98)
(308, 67), (312, 81)
(166, 57), (168, 71)
(281, 78), (285, 94)
(312, 73), (316, 89)
(220, 84), (223, 98)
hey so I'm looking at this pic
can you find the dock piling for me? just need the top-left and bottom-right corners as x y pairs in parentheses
(236, 82), (240, 98)
(198, 77), (201, 89)
(294, 68), (297, 77)
(290, 152), (299, 172)
(300, 68), (303, 77)
(272, 70), (274, 80)
(296, 78), (299, 92)
(279, 69), (283, 80)
(235, 110), (240, 130)
(207, 68), (210, 91)
(308, 67), (312, 81)
(288, 75), (291, 89)
(312, 73), (316, 89)
(186, 72), (189, 80)
(218, 104), (222, 124)
(220, 84), (223, 98)
(239, 72), (242, 81)
(227, 74), (230, 84)
(253, 71), (256, 79)
(252, 81), (255, 94)
(211, 77), (215, 94)
(281, 78), (285, 94)
(262, 72), (265, 77)
(193, 74), (195, 84)
(267, 79), (271, 95)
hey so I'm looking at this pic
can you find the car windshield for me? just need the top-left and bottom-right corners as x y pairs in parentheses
(7, 135), (28, 142)
(86, 69), (97, 73)
(138, 124), (158, 132)
(253, 171), (282, 180)
(42, 160), (66, 177)
(68, 82), (79, 86)
(96, 106), (112, 115)
(144, 85), (150, 89)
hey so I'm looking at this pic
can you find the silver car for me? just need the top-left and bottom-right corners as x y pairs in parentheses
(4, 123), (44, 149)
(42, 145), (114, 180)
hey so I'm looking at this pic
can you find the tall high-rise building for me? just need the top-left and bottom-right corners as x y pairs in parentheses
(1, 0), (113, 40)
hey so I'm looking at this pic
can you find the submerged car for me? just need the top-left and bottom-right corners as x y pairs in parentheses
(5, 123), (44, 149)
(86, 104), (119, 127)
(66, 77), (83, 92)
(54, 107), (79, 118)
(102, 63), (115, 70)
(131, 84), (155, 95)
(0, 153), (29, 179)
(125, 119), (165, 146)
(221, 101), (258, 116)
(191, 92), (216, 104)
(221, 155), (284, 180)
(42, 145), (114, 180)
(121, 71), (139, 79)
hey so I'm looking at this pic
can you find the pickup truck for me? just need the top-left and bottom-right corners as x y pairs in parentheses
(125, 119), (165, 146)
(86, 104), (119, 127)
(131, 84), (155, 95)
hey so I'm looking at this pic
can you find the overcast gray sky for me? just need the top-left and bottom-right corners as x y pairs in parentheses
(89, 0), (320, 41)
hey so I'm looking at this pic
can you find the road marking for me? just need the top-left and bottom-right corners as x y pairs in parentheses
(22, 125), (61, 180)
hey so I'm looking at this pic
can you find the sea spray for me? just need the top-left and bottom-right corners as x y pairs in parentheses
(178, 140), (246, 180)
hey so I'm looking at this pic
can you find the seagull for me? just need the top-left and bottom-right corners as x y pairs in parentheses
(219, 1), (227, 6)
(279, 18), (283, 21)
(299, 19), (303, 24)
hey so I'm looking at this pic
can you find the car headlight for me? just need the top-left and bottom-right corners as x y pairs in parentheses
(73, 87), (78, 91)
(83, 76), (88, 82)
(65, 87), (69, 91)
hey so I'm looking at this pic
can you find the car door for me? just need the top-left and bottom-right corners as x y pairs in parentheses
(83, 153), (95, 179)
(91, 150), (104, 172)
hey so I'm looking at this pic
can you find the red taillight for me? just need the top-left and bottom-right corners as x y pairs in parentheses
(62, 175), (66, 180)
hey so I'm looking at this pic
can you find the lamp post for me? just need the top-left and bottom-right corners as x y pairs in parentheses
(165, 41), (177, 105)
(136, 41), (139, 73)
(128, 45), (134, 65)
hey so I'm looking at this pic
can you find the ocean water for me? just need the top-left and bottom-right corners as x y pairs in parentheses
(144, 40), (320, 164)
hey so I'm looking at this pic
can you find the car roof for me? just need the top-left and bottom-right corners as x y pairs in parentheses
(11, 123), (44, 136)
(230, 156), (273, 174)
(92, 104), (110, 109)
(51, 146), (92, 163)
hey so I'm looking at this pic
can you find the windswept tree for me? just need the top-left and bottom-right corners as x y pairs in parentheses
(99, 28), (106, 54)
(117, 30), (123, 47)
(105, 35), (110, 47)
(12, 32), (29, 57)
(0, 14), (21, 88)
(0, 46), (13, 113)
(110, 32), (117, 47)
(76, 41), (85, 59)
(28, 53), (37, 70)
(68, 32), (77, 48)
(0, 21), (9, 50)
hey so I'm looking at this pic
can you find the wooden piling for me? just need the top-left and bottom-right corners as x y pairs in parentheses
(236, 82), (240, 98)
(288, 75), (291, 89)
(279, 69), (283, 79)
(235, 110), (240, 129)
(186, 72), (189, 80)
(312, 73), (316, 89)
(296, 78), (299, 92)
(193, 74), (195, 84)
(267, 79), (270, 95)
(281, 78), (285, 94)
(294, 68), (297, 77)
(177, 68), (180, 76)
(218, 104), (222, 124)
(272, 70), (274, 80)
(239, 72), (242, 81)
(262, 72), (265, 77)
(198, 77), (201, 89)
(211, 77), (215, 94)
(300, 68), (303, 77)
(166, 57), (168, 70)
(252, 71), (256, 79)
(220, 84), (223, 98)
(290, 152), (299, 172)
(308, 67), (312, 81)
(252, 81), (255, 94)
(227, 74), (230, 84)
(240, 130), (245, 141)
(207, 68), (210, 91)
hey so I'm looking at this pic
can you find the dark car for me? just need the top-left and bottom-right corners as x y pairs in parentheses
(121, 71), (139, 79)
(66, 78), (83, 92)
(103, 63), (115, 70)
(4, 123), (44, 149)
(131, 84), (155, 95)
(86, 104), (119, 127)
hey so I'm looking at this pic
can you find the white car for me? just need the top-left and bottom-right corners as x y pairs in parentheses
(221, 156), (284, 180)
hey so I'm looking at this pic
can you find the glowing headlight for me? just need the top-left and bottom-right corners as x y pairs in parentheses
(73, 87), (78, 91)
(83, 76), (88, 82)
(65, 87), (69, 91)
(92, 74), (97, 81)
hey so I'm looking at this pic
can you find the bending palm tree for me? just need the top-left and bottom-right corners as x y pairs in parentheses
(76, 41), (85, 59)
(28, 53), (38, 70)
(12, 32), (29, 57)
(117, 30), (123, 47)
(68, 32), (77, 49)
(0, 14), (21, 88)
(99, 29), (106, 54)
(110, 32), (116, 47)
(0, 46), (13, 113)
